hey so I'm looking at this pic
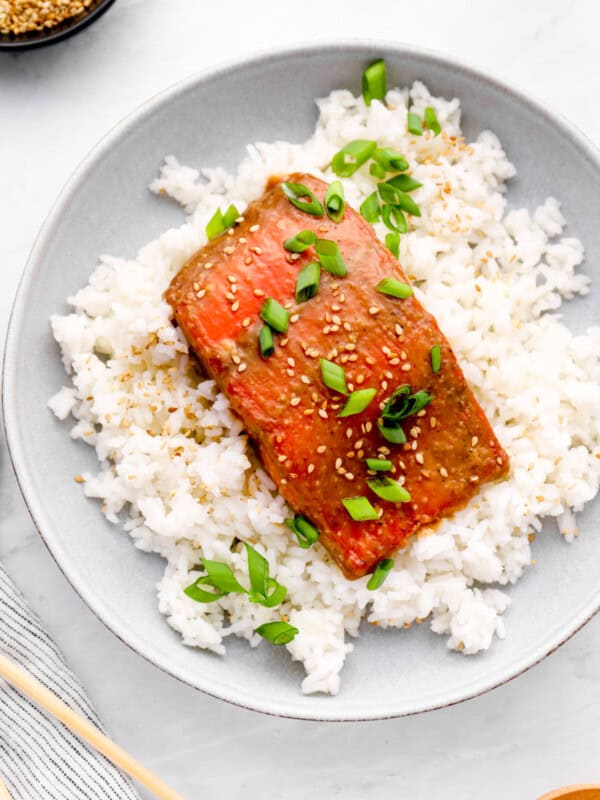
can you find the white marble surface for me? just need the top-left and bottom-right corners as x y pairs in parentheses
(1, 1), (599, 797)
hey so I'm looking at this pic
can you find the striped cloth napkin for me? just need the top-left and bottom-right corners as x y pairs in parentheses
(0, 563), (141, 800)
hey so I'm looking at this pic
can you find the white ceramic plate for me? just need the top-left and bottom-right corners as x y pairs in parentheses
(4, 42), (600, 720)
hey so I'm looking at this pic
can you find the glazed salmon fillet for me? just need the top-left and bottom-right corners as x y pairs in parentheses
(167, 173), (509, 579)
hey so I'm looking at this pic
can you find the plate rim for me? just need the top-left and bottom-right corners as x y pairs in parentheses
(4, 38), (600, 721)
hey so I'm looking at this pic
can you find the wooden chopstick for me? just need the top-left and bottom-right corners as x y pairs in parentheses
(0, 652), (184, 800)
(0, 775), (12, 800)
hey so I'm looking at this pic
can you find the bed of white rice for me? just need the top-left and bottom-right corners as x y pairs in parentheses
(48, 81), (600, 695)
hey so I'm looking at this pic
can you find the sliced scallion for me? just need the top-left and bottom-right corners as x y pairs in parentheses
(367, 476), (411, 503)
(320, 358), (348, 395)
(386, 173), (423, 193)
(424, 106), (442, 136)
(365, 458), (393, 472)
(295, 261), (321, 303)
(325, 181), (346, 223)
(206, 204), (239, 240)
(378, 183), (421, 217)
(338, 388), (376, 417)
(381, 385), (432, 425)
(377, 420), (407, 444)
(260, 297), (289, 333)
(372, 147), (409, 173)
(285, 515), (320, 549)
(362, 59), (387, 106)
(245, 543), (288, 608)
(255, 621), (299, 645)
(367, 558), (394, 590)
(284, 229), (317, 253)
(342, 496), (379, 521)
(375, 277), (413, 299)
(281, 182), (324, 216)
(331, 140), (377, 178)
(382, 204), (407, 233)
(369, 162), (387, 180)
(407, 111), (423, 136)
(430, 343), (441, 373)
(360, 191), (381, 223)
(385, 232), (400, 258)
(315, 239), (347, 276)
(258, 326), (274, 359)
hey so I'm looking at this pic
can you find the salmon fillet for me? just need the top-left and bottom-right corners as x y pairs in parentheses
(167, 173), (509, 579)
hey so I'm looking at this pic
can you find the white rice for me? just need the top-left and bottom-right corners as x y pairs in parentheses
(49, 81), (600, 695)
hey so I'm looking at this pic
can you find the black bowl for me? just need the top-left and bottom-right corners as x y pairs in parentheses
(0, 0), (115, 50)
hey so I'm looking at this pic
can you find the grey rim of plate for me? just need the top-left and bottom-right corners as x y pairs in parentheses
(3, 40), (600, 721)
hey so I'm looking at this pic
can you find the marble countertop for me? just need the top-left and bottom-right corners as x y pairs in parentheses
(1, 1), (599, 797)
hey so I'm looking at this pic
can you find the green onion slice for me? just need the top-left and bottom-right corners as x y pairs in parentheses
(338, 388), (376, 417)
(386, 173), (423, 193)
(360, 192), (381, 223)
(184, 578), (228, 603)
(258, 326), (274, 359)
(184, 558), (247, 604)
(407, 111), (423, 136)
(365, 458), (393, 472)
(206, 204), (239, 241)
(331, 140), (377, 178)
(258, 578), (288, 608)
(369, 162), (387, 180)
(362, 59), (387, 106)
(342, 496), (379, 521)
(381, 385), (432, 425)
(255, 621), (299, 645)
(320, 359), (348, 395)
(382, 204), (407, 233)
(295, 261), (321, 303)
(284, 229), (317, 253)
(285, 515), (320, 549)
(375, 277), (413, 299)
(378, 183), (421, 217)
(325, 181), (346, 223)
(430, 344), (441, 373)
(377, 420), (407, 444)
(385, 232), (400, 258)
(260, 297), (289, 333)
(280, 182), (324, 216)
(372, 147), (409, 173)
(315, 239), (347, 276)
(245, 542), (269, 597)
(367, 559), (394, 590)
(367, 476), (411, 503)
(424, 106), (442, 136)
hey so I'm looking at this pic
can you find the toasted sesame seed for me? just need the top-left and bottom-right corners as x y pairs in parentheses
(232, 354), (241, 365)
(249, 224), (260, 232)
(331, 304), (341, 312)
(415, 453), (424, 465)
(245, 256), (253, 265)
(345, 343), (357, 352)
(286, 369), (295, 377)
(470, 475), (479, 482)
(250, 246), (263, 255)
(440, 467), (449, 478)
(230, 285), (238, 295)
(365, 356), (376, 366)
(430, 417), (437, 428)
(227, 274), (237, 283)
(237, 362), (247, 373)
(345, 472), (355, 480)
(74, 474), (85, 483)
(318, 224), (328, 232)
(365, 421), (373, 433)
(369, 306), (381, 316)
(471, 436), (479, 447)
(231, 300), (240, 312)
(335, 458), (343, 469)
(410, 426), (420, 439)
(354, 439), (364, 449)
(389, 358), (400, 366)
(345, 428), (353, 439)
(496, 457), (503, 465)
(401, 363), (411, 371)
(378, 446), (390, 455)
(290, 396), (301, 406)
(253, 288), (265, 297)
(224, 246), (235, 255)
(239, 237), (247, 244)
(304, 408), (315, 415)
(316, 445), (327, 454)
(343, 322), (352, 332)
(307, 463), (315, 474)
(280, 338), (289, 347)
(300, 375), (311, 385)
(318, 409), (328, 419)
(242, 317), (251, 328)
(356, 374), (365, 385)
(226, 292), (235, 302)
(278, 454), (287, 463)
(196, 289), (206, 299)
(307, 349), (320, 358)
(395, 324), (403, 336)
(193, 282), (200, 291)
(417, 409), (426, 417)
(290, 314), (300, 324)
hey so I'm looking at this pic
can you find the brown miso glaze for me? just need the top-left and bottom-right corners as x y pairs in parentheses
(167, 173), (509, 579)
